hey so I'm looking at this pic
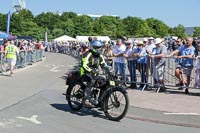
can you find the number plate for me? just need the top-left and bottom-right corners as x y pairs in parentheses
(109, 81), (115, 86)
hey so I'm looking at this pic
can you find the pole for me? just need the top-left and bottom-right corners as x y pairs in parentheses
(6, 11), (12, 35)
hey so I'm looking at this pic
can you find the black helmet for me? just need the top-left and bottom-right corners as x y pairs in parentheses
(88, 36), (93, 42)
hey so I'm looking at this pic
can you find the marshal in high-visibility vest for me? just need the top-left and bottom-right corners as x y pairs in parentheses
(5, 44), (18, 59)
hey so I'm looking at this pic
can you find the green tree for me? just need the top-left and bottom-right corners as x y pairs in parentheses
(10, 10), (37, 36)
(123, 17), (153, 37)
(0, 13), (7, 32)
(17, 9), (34, 21)
(74, 15), (93, 36)
(55, 19), (75, 37)
(34, 12), (60, 31)
(10, 13), (23, 35)
(52, 28), (64, 38)
(173, 24), (186, 38)
(61, 12), (78, 22)
(94, 16), (123, 38)
(146, 18), (169, 37)
(193, 27), (200, 37)
(168, 27), (174, 35)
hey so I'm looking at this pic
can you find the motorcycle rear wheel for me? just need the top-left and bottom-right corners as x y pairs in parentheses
(67, 83), (84, 111)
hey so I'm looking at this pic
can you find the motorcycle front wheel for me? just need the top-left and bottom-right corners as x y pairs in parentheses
(103, 87), (129, 121)
(67, 83), (84, 111)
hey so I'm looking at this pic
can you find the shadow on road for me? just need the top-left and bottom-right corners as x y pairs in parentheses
(50, 103), (107, 120)
(60, 75), (66, 80)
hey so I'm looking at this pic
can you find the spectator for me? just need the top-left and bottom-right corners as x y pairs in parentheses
(44, 41), (48, 52)
(143, 38), (150, 81)
(103, 44), (113, 67)
(5, 40), (19, 76)
(134, 41), (147, 89)
(0, 40), (9, 72)
(18, 42), (26, 67)
(192, 38), (198, 50)
(171, 39), (177, 51)
(194, 43), (200, 88)
(49, 42), (53, 52)
(27, 41), (35, 63)
(169, 37), (195, 94)
(146, 37), (156, 84)
(124, 40), (137, 88)
(176, 38), (184, 47)
(113, 39), (127, 83)
(146, 37), (155, 55)
(150, 38), (167, 91)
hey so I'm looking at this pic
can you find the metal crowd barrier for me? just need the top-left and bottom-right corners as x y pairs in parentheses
(153, 57), (200, 92)
(107, 56), (200, 93)
(0, 49), (44, 73)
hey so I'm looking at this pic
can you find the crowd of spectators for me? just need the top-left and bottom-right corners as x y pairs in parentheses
(42, 36), (200, 94)
(0, 39), (45, 74)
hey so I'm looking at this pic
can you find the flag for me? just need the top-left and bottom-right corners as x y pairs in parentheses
(45, 31), (48, 42)
(6, 11), (12, 35)
(45, 32), (48, 48)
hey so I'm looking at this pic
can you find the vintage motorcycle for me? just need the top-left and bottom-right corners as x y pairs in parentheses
(64, 65), (129, 121)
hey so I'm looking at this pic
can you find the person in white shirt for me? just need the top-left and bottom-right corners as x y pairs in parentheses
(146, 37), (156, 55)
(113, 39), (127, 83)
(124, 40), (137, 88)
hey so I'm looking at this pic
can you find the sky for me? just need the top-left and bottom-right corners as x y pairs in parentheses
(0, 0), (199, 27)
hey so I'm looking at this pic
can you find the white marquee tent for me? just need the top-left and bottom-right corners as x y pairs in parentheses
(54, 35), (77, 42)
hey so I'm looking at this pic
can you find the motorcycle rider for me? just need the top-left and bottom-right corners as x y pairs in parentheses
(79, 42), (89, 57)
(80, 40), (106, 107)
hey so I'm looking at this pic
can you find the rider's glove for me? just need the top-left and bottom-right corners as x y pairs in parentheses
(91, 68), (97, 76)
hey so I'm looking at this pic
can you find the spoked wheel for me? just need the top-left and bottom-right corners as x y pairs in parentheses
(67, 83), (84, 111)
(103, 87), (129, 121)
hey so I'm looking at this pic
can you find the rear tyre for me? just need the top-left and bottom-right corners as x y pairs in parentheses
(67, 83), (84, 111)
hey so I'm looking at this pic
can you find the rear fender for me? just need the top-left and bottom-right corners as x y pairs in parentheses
(66, 70), (81, 85)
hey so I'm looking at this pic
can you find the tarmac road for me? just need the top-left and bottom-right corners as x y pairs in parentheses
(0, 52), (199, 133)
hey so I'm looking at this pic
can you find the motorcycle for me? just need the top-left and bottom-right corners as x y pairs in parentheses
(64, 66), (129, 121)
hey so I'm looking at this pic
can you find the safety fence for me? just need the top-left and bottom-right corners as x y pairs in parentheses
(0, 49), (44, 73)
(161, 57), (199, 90)
(105, 56), (200, 93)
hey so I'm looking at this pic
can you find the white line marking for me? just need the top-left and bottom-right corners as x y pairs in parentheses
(16, 115), (42, 124)
(50, 66), (61, 72)
(15, 124), (23, 127)
(164, 112), (200, 116)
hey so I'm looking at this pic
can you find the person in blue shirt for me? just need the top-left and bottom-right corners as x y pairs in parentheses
(169, 37), (195, 94)
(133, 41), (147, 89)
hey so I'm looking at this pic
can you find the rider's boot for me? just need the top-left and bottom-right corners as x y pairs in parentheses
(83, 87), (93, 108)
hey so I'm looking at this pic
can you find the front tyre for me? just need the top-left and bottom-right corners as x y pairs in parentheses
(67, 83), (84, 111)
(103, 87), (129, 121)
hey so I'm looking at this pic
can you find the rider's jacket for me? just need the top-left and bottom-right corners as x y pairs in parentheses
(80, 49), (106, 76)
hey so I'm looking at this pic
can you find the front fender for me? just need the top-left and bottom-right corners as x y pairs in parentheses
(100, 86), (127, 101)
